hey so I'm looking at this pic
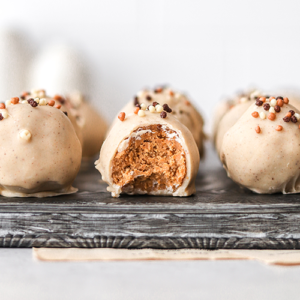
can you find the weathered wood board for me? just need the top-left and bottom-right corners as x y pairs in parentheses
(1, 147), (300, 249)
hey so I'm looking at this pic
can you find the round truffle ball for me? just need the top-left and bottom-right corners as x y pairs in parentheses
(110, 86), (205, 156)
(220, 100), (300, 194)
(0, 99), (82, 197)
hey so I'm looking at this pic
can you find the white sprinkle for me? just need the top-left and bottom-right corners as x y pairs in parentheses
(250, 90), (260, 99)
(140, 103), (147, 110)
(260, 112), (266, 119)
(34, 97), (40, 103)
(1, 110), (8, 118)
(138, 110), (145, 117)
(21, 100), (27, 104)
(149, 105), (155, 113)
(156, 105), (163, 113)
(39, 98), (47, 106)
(240, 97), (248, 103)
(38, 91), (45, 98)
(295, 113), (300, 121)
(5, 100), (11, 106)
(270, 99), (277, 107)
(137, 91), (144, 98)
(19, 129), (32, 141)
(269, 107), (275, 113)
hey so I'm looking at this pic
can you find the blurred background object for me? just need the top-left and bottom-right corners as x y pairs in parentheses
(0, 29), (30, 100)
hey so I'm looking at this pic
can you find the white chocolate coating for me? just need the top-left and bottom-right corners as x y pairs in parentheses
(110, 87), (205, 156)
(0, 102), (82, 197)
(215, 102), (253, 155)
(96, 111), (200, 197)
(220, 102), (300, 194)
(67, 92), (108, 158)
(213, 89), (262, 144)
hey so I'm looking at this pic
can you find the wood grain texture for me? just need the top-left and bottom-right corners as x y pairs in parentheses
(0, 147), (300, 248)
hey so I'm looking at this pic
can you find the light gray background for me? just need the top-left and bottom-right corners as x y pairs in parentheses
(1, 0), (300, 129)
(0, 249), (299, 300)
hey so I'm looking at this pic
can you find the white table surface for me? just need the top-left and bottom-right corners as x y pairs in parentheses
(0, 248), (299, 300)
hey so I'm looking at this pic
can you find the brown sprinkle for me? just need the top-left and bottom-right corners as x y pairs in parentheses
(289, 110), (295, 116)
(283, 97), (289, 104)
(268, 112), (276, 121)
(0, 103), (5, 109)
(0, 114), (3, 121)
(48, 100), (55, 106)
(275, 125), (283, 131)
(286, 112), (292, 118)
(154, 87), (163, 93)
(118, 112), (125, 121)
(54, 94), (65, 104)
(255, 126), (261, 133)
(251, 111), (259, 118)
(10, 97), (19, 104)
(146, 95), (152, 101)
(274, 105), (281, 113)
(152, 102), (159, 107)
(160, 111), (167, 118)
(55, 104), (61, 109)
(283, 116), (291, 122)
(134, 96), (139, 106)
(134, 107), (140, 114)
(64, 111), (68, 116)
(21, 91), (30, 97)
(277, 99), (284, 107)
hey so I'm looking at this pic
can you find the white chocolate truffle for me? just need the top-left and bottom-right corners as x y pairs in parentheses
(0, 101), (82, 197)
(109, 86), (205, 156)
(220, 101), (300, 194)
(215, 102), (253, 155)
(213, 89), (263, 144)
(22, 91), (83, 146)
(67, 91), (108, 158)
(96, 111), (200, 198)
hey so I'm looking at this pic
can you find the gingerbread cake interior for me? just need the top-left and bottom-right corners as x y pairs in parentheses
(112, 124), (187, 194)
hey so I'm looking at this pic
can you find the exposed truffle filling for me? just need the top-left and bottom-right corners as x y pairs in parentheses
(112, 125), (187, 194)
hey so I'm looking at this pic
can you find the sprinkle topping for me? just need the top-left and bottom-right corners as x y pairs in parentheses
(118, 112), (125, 121)
(19, 129), (31, 141)
(255, 126), (261, 133)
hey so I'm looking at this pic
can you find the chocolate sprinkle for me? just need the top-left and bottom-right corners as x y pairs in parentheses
(160, 111), (167, 118)
(146, 95), (152, 101)
(274, 105), (281, 113)
(152, 102), (159, 107)
(163, 104), (172, 113)
(276, 96), (284, 100)
(64, 111), (68, 116)
(134, 96), (139, 106)
(256, 100), (263, 106)
(135, 103), (141, 108)
(289, 110), (295, 116)
(291, 116), (298, 123)
(263, 103), (270, 111)
(283, 116), (291, 122)
(27, 98), (38, 107)
(0, 114), (3, 121)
